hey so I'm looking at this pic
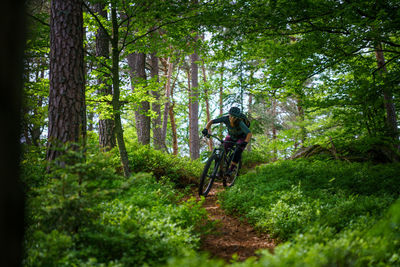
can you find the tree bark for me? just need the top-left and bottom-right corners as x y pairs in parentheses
(219, 61), (224, 138)
(127, 52), (151, 145)
(201, 60), (213, 151)
(170, 79), (179, 155)
(47, 0), (86, 161)
(0, 1), (25, 265)
(247, 92), (253, 152)
(151, 52), (163, 150)
(111, 4), (130, 177)
(189, 49), (200, 159)
(94, 2), (116, 150)
(272, 97), (277, 161)
(374, 43), (398, 144)
(161, 57), (173, 147)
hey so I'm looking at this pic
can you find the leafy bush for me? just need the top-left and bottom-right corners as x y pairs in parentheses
(126, 140), (203, 186)
(22, 145), (210, 266)
(218, 159), (400, 266)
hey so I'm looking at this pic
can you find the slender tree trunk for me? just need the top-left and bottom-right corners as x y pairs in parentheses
(95, 2), (116, 150)
(0, 1), (25, 265)
(127, 53), (150, 145)
(47, 0), (86, 161)
(151, 52), (163, 150)
(375, 43), (398, 144)
(189, 48), (200, 159)
(161, 57), (173, 146)
(272, 97), (277, 161)
(170, 80), (179, 155)
(201, 60), (213, 151)
(111, 4), (130, 177)
(247, 93), (253, 152)
(187, 65), (192, 152)
(219, 61), (224, 138)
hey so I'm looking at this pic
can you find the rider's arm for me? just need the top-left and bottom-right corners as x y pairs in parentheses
(239, 120), (252, 143)
(205, 120), (213, 132)
(244, 132), (252, 143)
(205, 116), (228, 134)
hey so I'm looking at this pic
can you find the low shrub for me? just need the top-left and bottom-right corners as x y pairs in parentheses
(126, 141), (203, 187)
(22, 145), (209, 266)
(218, 159), (400, 265)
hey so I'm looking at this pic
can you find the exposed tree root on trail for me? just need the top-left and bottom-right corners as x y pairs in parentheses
(196, 182), (275, 262)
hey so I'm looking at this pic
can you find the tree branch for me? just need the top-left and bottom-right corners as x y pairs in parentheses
(372, 54), (400, 76)
(82, 0), (113, 42)
(85, 50), (112, 72)
(26, 13), (49, 27)
(121, 15), (197, 50)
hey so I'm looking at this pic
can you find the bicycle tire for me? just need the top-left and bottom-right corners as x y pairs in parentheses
(198, 153), (219, 196)
(223, 148), (242, 187)
(224, 159), (242, 187)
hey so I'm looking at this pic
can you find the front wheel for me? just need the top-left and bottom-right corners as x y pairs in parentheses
(199, 153), (219, 196)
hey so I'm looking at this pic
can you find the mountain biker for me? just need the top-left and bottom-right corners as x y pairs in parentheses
(202, 106), (252, 176)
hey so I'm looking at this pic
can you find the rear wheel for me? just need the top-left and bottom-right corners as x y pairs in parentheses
(198, 153), (219, 196)
(224, 159), (241, 187)
(223, 149), (242, 187)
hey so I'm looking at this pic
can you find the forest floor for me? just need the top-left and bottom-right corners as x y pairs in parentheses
(195, 182), (276, 262)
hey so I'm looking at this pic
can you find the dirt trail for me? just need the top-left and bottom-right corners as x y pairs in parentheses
(197, 182), (275, 262)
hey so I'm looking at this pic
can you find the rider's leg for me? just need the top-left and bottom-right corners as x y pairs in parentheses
(228, 138), (246, 172)
(223, 135), (234, 151)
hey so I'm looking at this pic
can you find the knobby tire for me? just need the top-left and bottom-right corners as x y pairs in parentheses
(199, 153), (219, 196)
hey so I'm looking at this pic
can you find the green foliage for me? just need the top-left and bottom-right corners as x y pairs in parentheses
(240, 148), (272, 172)
(23, 145), (209, 266)
(125, 138), (203, 186)
(218, 159), (400, 265)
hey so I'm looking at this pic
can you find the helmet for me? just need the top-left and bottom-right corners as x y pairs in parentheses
(228, 106), (241, 118)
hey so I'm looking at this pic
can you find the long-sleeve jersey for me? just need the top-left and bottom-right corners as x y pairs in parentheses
(211, 115), (251, 140)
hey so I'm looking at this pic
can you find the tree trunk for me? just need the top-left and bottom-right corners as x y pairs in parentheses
(375, 43), (398, 144)
(219, 61), (224, 138)
(170, 79), (179, 155)
(47, 0), (86, 161)
(94, 2), (116, 150)
(151, 52), (163, 150)
(111, 4), (130, 177)
(247, 92), (253, 152)
(0, 1), (25, 265)
(187, 66), (192, 152)
(201, 60), (213, 151)
(127, 52), (151, 145)
(272, 97), (277, 161)
(189, 50), (200, 159)
(161, 57), (173, 147)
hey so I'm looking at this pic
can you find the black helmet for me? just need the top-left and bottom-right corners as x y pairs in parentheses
(228, 106), (241, 118)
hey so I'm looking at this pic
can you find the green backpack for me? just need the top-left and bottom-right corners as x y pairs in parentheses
(240, 113), (251, 128)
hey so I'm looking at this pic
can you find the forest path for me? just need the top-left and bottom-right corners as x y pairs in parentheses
(196, 182), (275, 262)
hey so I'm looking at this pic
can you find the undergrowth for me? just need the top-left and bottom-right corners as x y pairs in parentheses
(216, 159), (400, 266)
(22, 143), (209, 266)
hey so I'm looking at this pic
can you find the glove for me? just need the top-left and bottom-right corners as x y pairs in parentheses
(202, 128), (209, 137)
(239, 141), (248, 148)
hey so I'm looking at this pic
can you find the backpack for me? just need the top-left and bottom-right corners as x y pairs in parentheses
(240, 113), (251, 128)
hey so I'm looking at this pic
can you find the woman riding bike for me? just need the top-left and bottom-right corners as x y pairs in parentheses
(202, 106), (252, 176)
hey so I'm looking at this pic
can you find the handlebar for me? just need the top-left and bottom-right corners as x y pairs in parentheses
(202, 133), (238, 145)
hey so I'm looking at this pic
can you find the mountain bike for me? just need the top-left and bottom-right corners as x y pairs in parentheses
(198, 134), (242, 197)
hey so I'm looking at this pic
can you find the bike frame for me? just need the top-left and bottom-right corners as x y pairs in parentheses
(207, 134), (240, 179)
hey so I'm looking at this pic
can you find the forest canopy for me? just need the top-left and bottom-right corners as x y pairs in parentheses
(23, 0), (400, 164)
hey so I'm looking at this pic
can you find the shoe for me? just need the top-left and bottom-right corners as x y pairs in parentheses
(226, 165), (237, 177)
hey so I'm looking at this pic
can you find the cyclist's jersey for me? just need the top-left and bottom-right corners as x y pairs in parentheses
(212, 115), (251, 141)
